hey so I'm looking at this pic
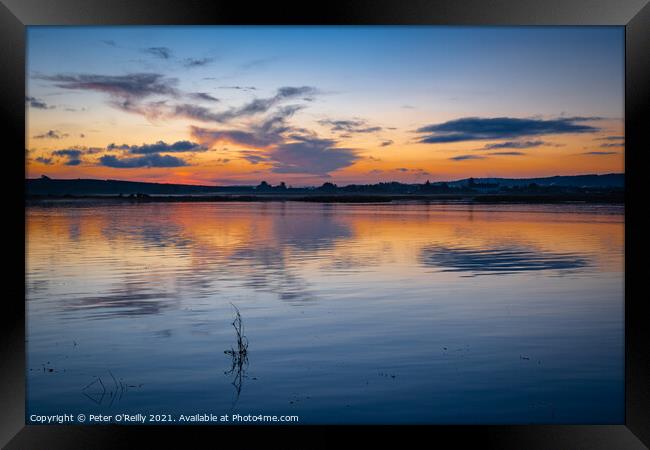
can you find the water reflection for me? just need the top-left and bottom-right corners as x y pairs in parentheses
(26, 202), (625, 424)
(101, 218), (192, 249)
(420, 244), (590, 276)
(270, 205), (353, 252)
(26, 203), (621, 318)
(64, 280), (176, 319)
(81, 370), (140, 406)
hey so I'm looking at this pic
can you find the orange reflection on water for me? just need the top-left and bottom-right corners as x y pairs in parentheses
(27, 202), (624, 295)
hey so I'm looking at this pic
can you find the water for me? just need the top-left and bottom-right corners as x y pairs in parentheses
(26, 202), (624, 424)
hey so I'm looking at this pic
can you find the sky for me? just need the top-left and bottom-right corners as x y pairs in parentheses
(26, 26), (624, 186)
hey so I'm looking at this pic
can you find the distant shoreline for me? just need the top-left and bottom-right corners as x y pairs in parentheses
(25, 192), (624, 205)
(26, 174), (624, 205)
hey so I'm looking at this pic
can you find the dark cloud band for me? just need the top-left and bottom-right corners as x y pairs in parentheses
(99, 153), (188, 168)
(417, 116), (600, 144)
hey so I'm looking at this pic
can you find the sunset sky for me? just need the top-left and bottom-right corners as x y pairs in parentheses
(26, 26), (624, 186)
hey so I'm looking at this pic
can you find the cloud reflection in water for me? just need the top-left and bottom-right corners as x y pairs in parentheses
(419, 244), (590, 276)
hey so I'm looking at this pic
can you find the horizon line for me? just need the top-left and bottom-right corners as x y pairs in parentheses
(27, 172), (625, 188)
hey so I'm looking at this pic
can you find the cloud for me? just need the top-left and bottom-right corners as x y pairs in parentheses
(190, 105), (303, 148)
(318, 119), (382, 134)
(143, 47), (173, 59)
(99, 153), (188, 168)
(106, 143), (131, 151)
(102, 40), (117, 47)
(240, 58), (276, 71)
(191, 127), (283, 148)
(212, 86), (318, 122)
(483, 140), (545, 150)
(52, 149), (81, 158)
(183, 57), (213, 68)
(35, 156), (54, 165)
(600, 142), (624, 148)
(25, 96), (51, 109)
(388, 167), (431, 176)
(596, 135), (624, 141)
(109, 99), (171, 120)
(396, 167), (431, 176)
(107, 140), (208, 154)
(380, 140), (394, 147)
(37, 72), (179, 101)
(192, 103), (359, 175)
(189, 92), (219, 102)
(52, 149), (82, 166)
(417, 116), (601, 144)
(449, 154), (486, 161)
(33, 130), (68, 139)
(219, 85), (257, 91)
(239, 150), (269, 165)
(172, 86), (316, 124)
(488, 151), (525, 156)
(173, 104), (226, 122)
(583, 151), (617, 155)
(268, 136), (359, 175)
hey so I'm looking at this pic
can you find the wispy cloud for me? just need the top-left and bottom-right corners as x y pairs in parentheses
(174, 86), (317, 124)
(183, 57), (214, 68)
(189, 92), (219, 102)
(37, 72), (180, 100)
(218, 85), (257, 91)
(142, 46), (173, 59)
(583, 151), (618, 155)
(417, 116), (601, 144)
(33, 130), (68, 139)
(239, 150), (269, 165)
(449, 154), (486, 161)
(318, 119), (382, 134)
(25, 96), (51, 109)
(600, 142), (624, 148)
(596, 135), (624, 141)
(488, 151), (525, 156)
(190, 105), (303, 148)
(395, 167), (431, 175)
(240, 58), (276, 71)
(173, 104), (226, 123)
(483, 140), (546, 150)
(211, 86), (318, 123)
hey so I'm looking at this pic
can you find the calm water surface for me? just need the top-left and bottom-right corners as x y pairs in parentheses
(26, 202), (624, 424)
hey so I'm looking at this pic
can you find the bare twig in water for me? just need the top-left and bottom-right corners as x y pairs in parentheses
(224, 303), (249, 407)
(224, 303), (248, 358)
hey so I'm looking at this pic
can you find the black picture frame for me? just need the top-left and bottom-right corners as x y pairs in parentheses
(2, 1), (648, 448)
